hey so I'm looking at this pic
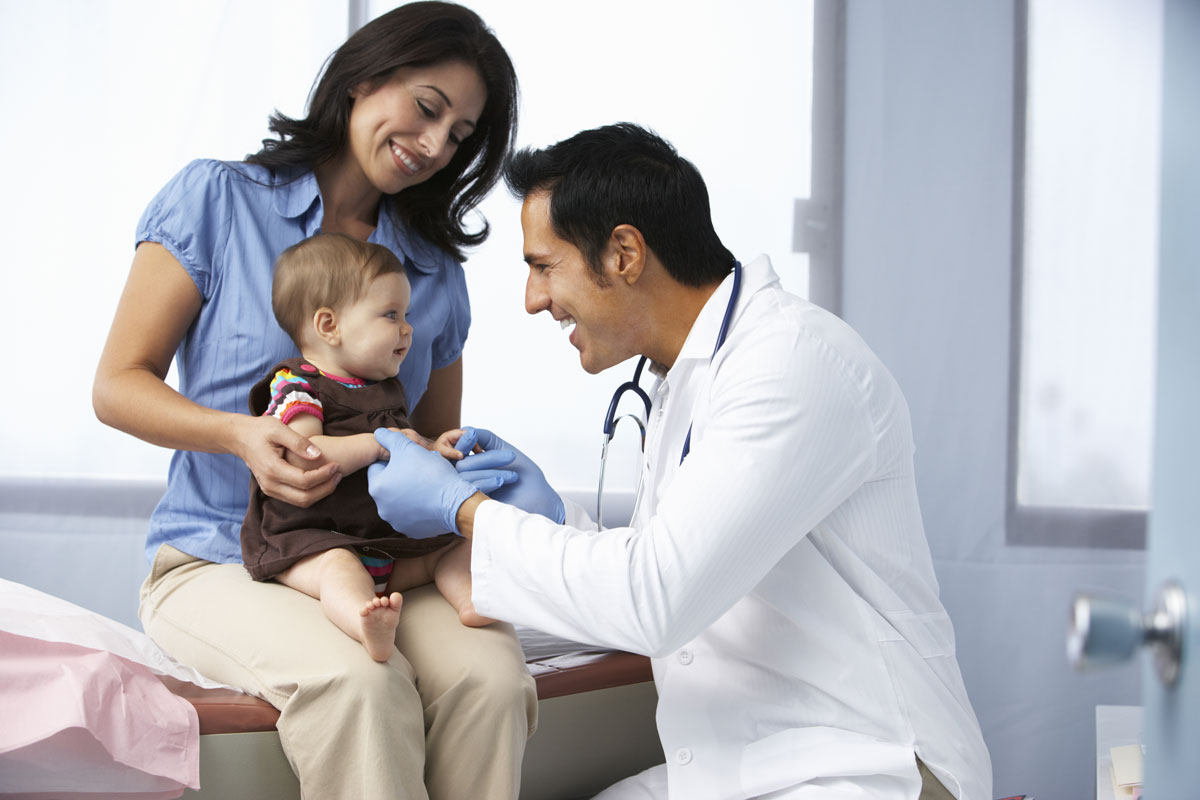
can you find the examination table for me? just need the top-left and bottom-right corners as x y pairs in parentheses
(175, 647), (660, 800)
(0, 484), (662, 799)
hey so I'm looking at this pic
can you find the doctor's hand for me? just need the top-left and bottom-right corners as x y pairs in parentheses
(454, 428), (566, 524)
(367, 428), (481, 537)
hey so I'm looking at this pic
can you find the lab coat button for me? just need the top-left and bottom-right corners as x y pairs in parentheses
(677, 648), (693, 665)
(675, 747), (693, 765)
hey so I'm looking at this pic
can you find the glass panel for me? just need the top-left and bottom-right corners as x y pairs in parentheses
(1018, 0), (1161, 510)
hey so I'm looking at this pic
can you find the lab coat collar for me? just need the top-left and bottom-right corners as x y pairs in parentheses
(270, 168), (445, 275)
(662, 254), (779, 379)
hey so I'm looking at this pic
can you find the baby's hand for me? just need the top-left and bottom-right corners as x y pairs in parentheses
(381, 428), (477, 462)
(379, 427), (433, 460)
(434, 428), (482, 462)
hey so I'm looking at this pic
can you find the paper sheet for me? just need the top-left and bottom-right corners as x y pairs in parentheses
(0, 579), (233, 690)
(0, 579), (224, 797)
(1111, 743), (1145, 789)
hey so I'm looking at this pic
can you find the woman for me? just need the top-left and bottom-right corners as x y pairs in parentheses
(92, 4), (532, 798)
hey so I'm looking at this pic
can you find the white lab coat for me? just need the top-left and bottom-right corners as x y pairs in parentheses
(471, 255), (992, 800)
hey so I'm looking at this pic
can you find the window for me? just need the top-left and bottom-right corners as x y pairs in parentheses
(3, 2), (829, 516)
(0, 1), (347, 494)
(1008, 0), (1162, 548)
(367, 0), (822, 496)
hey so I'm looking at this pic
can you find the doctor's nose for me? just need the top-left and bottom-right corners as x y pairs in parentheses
(525, 270), (549, 315)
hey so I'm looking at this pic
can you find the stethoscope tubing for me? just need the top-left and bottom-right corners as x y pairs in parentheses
(597, 262), (743, 527)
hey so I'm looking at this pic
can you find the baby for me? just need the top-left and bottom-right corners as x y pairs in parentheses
(240, 232), (491, 662)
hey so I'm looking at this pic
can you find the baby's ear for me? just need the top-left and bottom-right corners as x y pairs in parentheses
(313, 307), (339, 345)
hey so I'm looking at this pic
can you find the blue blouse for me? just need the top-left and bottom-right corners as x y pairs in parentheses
(136, 159), (471, 565)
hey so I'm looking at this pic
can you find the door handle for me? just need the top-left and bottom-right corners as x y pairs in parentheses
(1068, 580), (1187, 687)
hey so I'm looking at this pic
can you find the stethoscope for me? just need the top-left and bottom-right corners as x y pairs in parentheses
(596, 261), (743, 527)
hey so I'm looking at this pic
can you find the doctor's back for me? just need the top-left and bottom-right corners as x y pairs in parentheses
(633, 253), (993, 799)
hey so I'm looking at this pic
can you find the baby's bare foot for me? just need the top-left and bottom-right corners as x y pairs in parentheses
(360, 592), (402, 662)
(457, 601), (496, 628)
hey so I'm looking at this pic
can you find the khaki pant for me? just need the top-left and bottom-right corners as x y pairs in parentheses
(917, 757), (956, 800)
(140, 544), (537, 800)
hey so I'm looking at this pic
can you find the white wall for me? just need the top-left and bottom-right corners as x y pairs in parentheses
(841, 3), (1144, 798)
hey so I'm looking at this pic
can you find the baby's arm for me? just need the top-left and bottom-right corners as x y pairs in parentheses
(382, 427), (472, 462)
(286, 424), (467, 475)
(286, 414), (386, 476)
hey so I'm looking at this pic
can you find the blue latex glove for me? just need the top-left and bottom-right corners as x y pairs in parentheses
(455, 427), (565, 523)
(367, 428), (480, 536)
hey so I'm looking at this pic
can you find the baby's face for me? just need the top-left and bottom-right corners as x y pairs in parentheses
(334, 272), (414, 381)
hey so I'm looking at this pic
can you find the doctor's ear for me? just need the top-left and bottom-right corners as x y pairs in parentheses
(313, 307), (341, 346)
(607, 224), (646, 286)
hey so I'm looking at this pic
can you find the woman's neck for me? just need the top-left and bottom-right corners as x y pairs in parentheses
(314, 153), (383, 240)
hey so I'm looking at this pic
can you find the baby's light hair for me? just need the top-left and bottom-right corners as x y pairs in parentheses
(272, 233), (406, 344)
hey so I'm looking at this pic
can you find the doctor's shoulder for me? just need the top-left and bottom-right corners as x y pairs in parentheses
(720, 288), (911, 423)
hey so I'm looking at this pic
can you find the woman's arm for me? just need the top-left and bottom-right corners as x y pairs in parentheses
(92, 242), (339, 507)
(408, 356), (463, 439)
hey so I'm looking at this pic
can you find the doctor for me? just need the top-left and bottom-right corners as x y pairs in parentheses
(368, 123), (992, 800)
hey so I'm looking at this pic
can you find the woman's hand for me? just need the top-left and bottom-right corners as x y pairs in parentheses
(228, 413), (340, 507)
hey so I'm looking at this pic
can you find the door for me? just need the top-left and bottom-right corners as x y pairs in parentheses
(1143, 0), (1200, 794)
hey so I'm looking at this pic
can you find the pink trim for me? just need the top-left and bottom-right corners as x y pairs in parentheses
(318, 369), (367, 386)
(279, 403), (324, 426)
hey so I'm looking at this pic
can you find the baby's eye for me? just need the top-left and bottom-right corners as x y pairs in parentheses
(384, 311), (398, 320)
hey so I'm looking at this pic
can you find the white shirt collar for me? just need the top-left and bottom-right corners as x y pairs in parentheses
(658, 254), (778, 382)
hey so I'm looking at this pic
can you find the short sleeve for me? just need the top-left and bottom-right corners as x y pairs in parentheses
(135, 159), (234, 300)
(429, 258), (471, 370)
(263, 368), (324, 425)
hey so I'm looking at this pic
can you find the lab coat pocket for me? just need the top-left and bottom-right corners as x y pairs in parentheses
(872, 610), (956, 659)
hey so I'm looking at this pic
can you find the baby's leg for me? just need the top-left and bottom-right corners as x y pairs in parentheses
(276, 548), (401, 662)
(433, 540), (496, 627)
(385, 549), (442, 593)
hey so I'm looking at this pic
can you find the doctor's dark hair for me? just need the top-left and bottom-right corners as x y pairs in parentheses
(272, 233), (406, 345)
(246, 1), (518, 262)
(503, 123), (735, 287)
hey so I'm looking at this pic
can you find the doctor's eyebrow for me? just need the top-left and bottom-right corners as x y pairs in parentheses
(420, 85), (477, 129)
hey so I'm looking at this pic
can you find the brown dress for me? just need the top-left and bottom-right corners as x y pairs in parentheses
(240, 358), (457, 581)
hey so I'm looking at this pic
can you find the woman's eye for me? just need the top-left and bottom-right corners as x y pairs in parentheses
(416, 99), (436, 119)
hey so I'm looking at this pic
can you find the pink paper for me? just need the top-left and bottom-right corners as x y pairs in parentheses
(0, 630), (199, 798)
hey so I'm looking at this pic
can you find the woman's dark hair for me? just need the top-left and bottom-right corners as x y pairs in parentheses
(503, 123), (735, 287)
(247, 1), (518, 260)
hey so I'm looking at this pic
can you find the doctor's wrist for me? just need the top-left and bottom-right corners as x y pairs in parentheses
(455, 492), (488, 540)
